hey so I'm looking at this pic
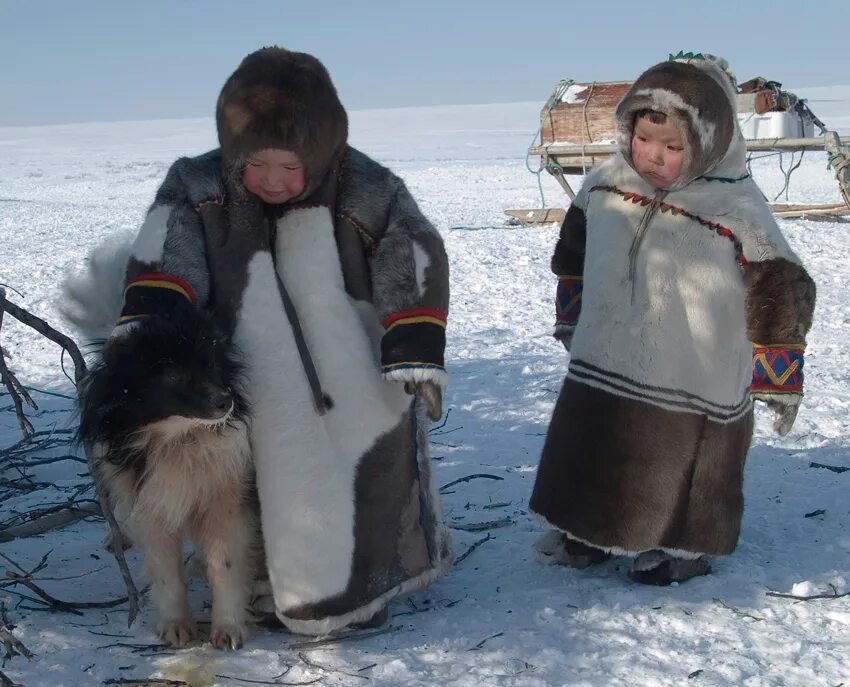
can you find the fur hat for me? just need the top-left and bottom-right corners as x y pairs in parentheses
(216, 47), (348, 192)
(615, 57), (737, 189)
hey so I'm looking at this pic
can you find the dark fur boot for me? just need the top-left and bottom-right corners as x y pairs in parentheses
(535, 530), (612, 569)
(628, 550), (711, 585)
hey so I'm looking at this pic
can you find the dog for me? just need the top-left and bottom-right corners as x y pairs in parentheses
(65, 238), (256, 650)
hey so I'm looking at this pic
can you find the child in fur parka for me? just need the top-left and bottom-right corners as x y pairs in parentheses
(529, 54), (816, 585)
(107, 47), (453, 642)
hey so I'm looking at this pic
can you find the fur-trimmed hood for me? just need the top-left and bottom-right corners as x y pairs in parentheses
(216, 46), (348, 198)
(615, 55), (745, 190)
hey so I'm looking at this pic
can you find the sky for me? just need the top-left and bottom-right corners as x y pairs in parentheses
(0, 0), (847, 127)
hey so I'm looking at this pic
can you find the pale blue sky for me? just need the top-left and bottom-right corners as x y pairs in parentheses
(0, 0), (845, 126)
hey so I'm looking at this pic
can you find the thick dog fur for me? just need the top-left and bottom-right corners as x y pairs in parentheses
(78, 309), (256, 650)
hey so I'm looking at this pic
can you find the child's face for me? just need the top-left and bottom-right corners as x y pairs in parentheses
(242, 149), (306, 204)
(631, 116), (684, 189)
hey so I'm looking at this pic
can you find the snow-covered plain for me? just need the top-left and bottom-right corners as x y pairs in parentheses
(1, 90), (849, 686)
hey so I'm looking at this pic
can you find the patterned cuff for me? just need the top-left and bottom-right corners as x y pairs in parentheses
(751, 344), (805, 395)
(556, 275), (583, 327)
(112, 273), (196, 335)
(380, 307), (447, 387)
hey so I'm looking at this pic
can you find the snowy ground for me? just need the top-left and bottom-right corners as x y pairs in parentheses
(1, 95), (849, 686)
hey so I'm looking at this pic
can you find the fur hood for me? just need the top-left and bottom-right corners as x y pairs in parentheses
(614, 55), (745, 190)
(216, 46), (348, 197)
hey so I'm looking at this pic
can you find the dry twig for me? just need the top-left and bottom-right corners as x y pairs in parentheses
(5, 571), (128, 615)
(809, 461), (849, 474)
(0, 503), (101, 543)
(103, 679), (189, 686)
(215, 668), (321, 686)
(0, 669), (25, 687)
(468, 631), (504, 651)
(0, 288), (141, 625)
(766, 587), (850, 602)
(713, 598), (764, 621)
(0, 622), (34, 662)
(450, 517), (512, 532)
(297, 652), (369, 680)
(439, 473), (504, 492)
(455, 533), (492, 565)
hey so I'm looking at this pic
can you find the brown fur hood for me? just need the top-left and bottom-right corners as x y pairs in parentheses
(614, 55), (744, 189)
(216, 47), (348, 195)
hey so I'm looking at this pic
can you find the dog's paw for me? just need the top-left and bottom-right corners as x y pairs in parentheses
(158, 617), (197, 648)
(211, 622), (246, 651)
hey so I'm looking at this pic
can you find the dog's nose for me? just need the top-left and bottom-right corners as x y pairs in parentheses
(212, 390), (232, 413)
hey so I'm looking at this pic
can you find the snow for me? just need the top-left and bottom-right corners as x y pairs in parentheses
(559, 84), (589, 105)
(1, 98), (849, 686)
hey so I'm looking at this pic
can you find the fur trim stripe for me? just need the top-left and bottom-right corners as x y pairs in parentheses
(590, 185), (748, 268)
(124, 273), (196, 303)
(382, 366), (449, 388)
(117, 273), (197, 325)
(274, 549), (453, 635)
(532, 517), (709, 560)
(382, 307), (447, 330)
(569, 358), (752, 422)
(751, 345), (804, 393)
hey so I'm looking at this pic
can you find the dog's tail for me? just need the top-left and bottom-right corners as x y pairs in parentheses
(60, 232), (134, 346)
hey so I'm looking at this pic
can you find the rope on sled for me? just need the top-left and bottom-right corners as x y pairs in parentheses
(745, 150), (805, 204)
(825, 131), (850, 211)
(526, 79), (575, 209)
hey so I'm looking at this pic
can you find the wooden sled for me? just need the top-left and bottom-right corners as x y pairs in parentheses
(509, 78), (850, 224)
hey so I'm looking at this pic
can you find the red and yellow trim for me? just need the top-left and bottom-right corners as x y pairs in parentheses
(123, 273), (196, 304)
(751, 343), (805, 394)
(382, 307), (447, 332)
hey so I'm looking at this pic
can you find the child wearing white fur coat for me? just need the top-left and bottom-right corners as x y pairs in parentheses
(530, 54), (816, 585)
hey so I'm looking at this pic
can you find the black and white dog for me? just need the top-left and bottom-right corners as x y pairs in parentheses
(65, 238), (256, 650)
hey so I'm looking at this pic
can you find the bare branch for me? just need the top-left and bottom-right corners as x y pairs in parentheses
(713, 598), (765, 621)
(5, 571), (128, 615)
(0, 503), (101, 543)
(0, 669), (25, 687)
(468, 631), (504, 651)
(0, 290), (87, 383)
(0, 625), (34, 662)
(297, 652), (369, 680)
(103, 679), (189, 686)
(0, 289), (142, 625)
(809, 461), (849, 474)
(455, 533), (492, 565)
(215, 669), (322, 686)
(450, 517), (513, 532)
(766, 588), (850, 602)
(439, 473), (504, 492)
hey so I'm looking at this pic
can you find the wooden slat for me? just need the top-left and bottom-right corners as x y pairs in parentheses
(504, 208), (567, 225)
(503, 203), (848, 226)
(532, 137), (833, 158)
(771, 203), (850, 218)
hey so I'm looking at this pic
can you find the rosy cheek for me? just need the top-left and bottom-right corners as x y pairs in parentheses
(242, 168), (262, 194)
(287, 170), (306, 196)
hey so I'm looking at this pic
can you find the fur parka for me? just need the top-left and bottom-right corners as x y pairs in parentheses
(530, 56), (816, 557)
(114, 48), (452, 633)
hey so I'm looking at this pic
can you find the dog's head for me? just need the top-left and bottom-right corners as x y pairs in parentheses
(79, 310), (245, 447)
